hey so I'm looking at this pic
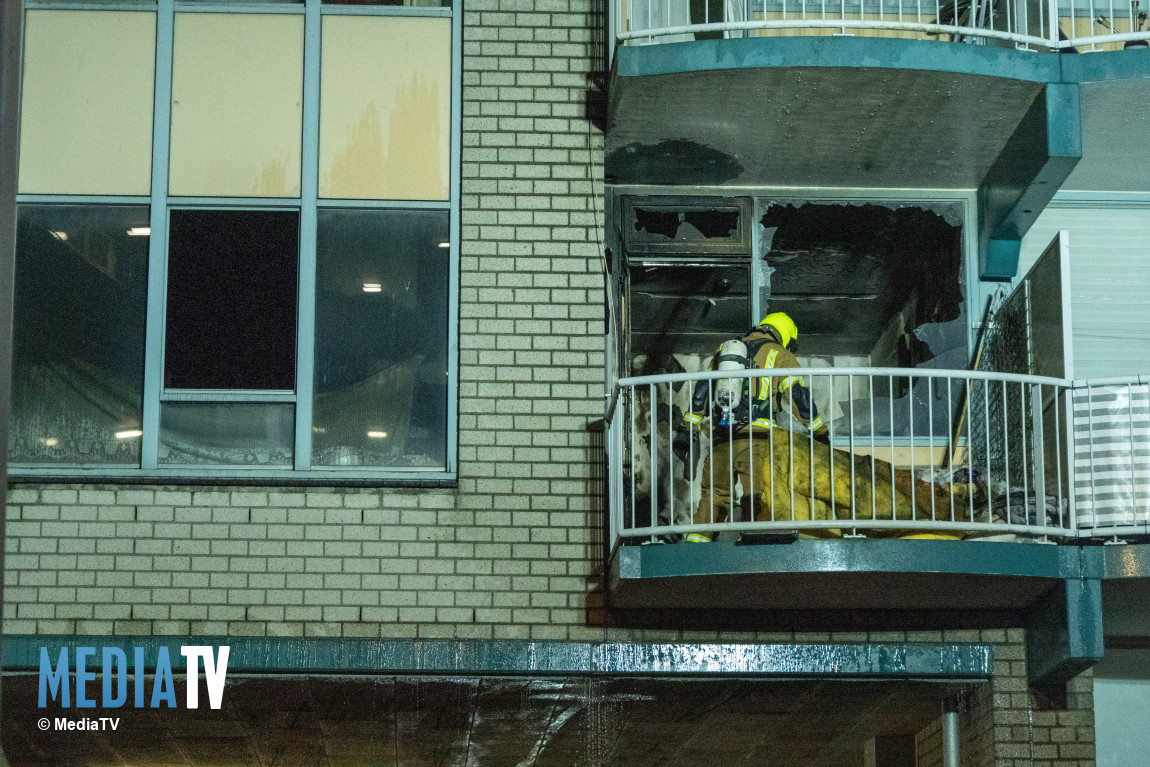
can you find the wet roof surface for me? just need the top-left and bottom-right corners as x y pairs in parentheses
(3, 675), (968, 766)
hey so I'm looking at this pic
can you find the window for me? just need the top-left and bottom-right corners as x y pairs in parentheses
(10, 206), (150, 464)
(319, 14), (451, 200)
(313, 209), (449, 468)
(169, 13), (304, 198)
(18, 10), (155, 195)
(11, 1), (459, 481)
(164, 209), (300, 390)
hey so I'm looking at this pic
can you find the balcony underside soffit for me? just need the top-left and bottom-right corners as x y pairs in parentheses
(606, 63), (1044, 189)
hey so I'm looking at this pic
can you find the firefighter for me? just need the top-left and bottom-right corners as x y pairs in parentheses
(682, 312), (829, 542)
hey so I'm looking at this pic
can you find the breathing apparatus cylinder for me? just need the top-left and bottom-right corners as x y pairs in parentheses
(714, 339), (749, 424)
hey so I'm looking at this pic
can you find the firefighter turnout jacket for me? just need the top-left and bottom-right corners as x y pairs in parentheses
(682, 327), (827, 438)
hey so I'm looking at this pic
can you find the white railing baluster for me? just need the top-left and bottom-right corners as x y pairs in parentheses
(1020, 382), (1030, 529)
(849, 375), (857, 523)
(612, 0), (1150, 48)
(870, 374), (877, 520)
(928, 377), (936, 521)
(829, 375), (836, 515)
(889, 376), (896, 521)
(649, 382), (658, 542)
(609, 368), (1150, 541)
(1128, 381), (1138, 534)
(630, 384), (636, 532)
(984, 379), (992, 525)
(689, 381), (696, 524)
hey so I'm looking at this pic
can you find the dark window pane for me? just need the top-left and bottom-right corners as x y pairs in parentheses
(159, 402), (294, 466)
(313, 209), (448, 468)
(10, 205), (149, 464)
(165, 209), (299, 390)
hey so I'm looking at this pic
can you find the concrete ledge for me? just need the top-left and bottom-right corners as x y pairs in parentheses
(3, 636), (992, 678)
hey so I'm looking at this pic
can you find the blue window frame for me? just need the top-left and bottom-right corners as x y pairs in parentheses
(11, 0), (461, 483)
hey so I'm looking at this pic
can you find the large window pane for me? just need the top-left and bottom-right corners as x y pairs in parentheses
(165, 209), (299, 390)
(18, 10), (155, 195)
(160, 403), (294, 466)
(319, 16), (451, 200)
(10, 206), (150, 464)
(170, 13), (304, 197)
(313, 209), (448, 468)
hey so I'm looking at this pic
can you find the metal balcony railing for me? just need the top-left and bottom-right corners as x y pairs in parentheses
(611, 0), (1150, 53)
(1073, 376), (1150, 538)
(605, 368), (1150, 547)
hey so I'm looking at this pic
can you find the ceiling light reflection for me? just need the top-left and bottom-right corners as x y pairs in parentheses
(127, 227), (151, 237)
(437, 242), (450, 248)
(49, 231), (68, 241)
(115, 429), (143, 439)
(363, 283), (382, 293)
(367, 431), (388, 439)
(40, 437), (59, 447)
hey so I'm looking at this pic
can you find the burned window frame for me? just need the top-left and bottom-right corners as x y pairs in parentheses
(623, 196), (753, 255)
(608, 188), (981, 441)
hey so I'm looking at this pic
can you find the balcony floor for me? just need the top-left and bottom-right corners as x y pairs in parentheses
(608, 538), (1079, 615)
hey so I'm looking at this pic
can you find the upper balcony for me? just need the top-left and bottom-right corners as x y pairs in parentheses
(603, 2), (1150, 279)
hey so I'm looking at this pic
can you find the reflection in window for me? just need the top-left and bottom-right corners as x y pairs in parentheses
(10, 206), (150, 464)
(160, 403), (294, 466)
(165, 209), (300, 390)
(313, 209), (448, 468)
(319, 15), (451, 200)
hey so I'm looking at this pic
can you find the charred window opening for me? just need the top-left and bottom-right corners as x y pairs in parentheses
(760, 202), (965, 369)
(628, 263), (749, 376)
(633, 208), (740, 241)
(623, 198), (751, 255)
(760, 201), (967, 436)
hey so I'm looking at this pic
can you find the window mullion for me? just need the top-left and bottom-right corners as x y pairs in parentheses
(140, 0), (174, 470)
(294, 0), (321, 472)
(446, 0), (461, 474)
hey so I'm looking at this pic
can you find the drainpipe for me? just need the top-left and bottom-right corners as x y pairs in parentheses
(942, 700), (961, 767)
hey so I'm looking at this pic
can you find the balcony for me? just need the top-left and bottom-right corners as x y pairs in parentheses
(603, 365), (1150, 684)
(607, 367), (1150, 546)
(603, 3), (1150, 278)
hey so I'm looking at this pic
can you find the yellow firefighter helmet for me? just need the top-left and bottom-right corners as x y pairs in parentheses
(759, 312), (799, 349)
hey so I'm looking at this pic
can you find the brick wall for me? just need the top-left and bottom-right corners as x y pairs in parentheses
(914, 629), (1095, 767)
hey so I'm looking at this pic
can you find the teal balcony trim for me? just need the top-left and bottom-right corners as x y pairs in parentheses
(616, 36), (1061, 81)
(2, 636), (992, 678)
(977, 83), (1081, 279)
